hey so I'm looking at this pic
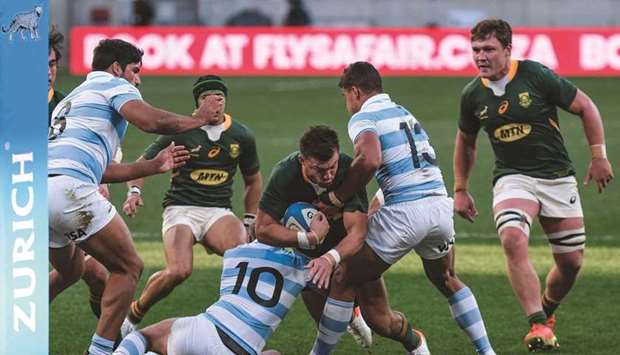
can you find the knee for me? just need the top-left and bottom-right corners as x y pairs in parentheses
(166, 265), (192, 285)
(555, 253), (583, 275)
(123, 255), (144, 283)
(500, 229), (529, 260)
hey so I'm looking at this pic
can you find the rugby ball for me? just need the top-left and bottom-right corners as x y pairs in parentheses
(282, 202), (317, 232)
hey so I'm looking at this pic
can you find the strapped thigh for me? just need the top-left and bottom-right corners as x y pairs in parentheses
(494, 209), (533, 236)
(547, 228), (586, 253)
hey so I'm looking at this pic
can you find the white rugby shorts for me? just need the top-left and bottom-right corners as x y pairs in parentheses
(162, 206), (235, 241)
(493, 174), (583, 218)
(167, 314), (235, 355)
(48, 175), (116, 248)
(366, 195), (455, 264)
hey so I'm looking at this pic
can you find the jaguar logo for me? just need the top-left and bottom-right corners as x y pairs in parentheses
(190, 169), (229, 185)
(494, 123), (532, 142)
(2, 6), (43, 41)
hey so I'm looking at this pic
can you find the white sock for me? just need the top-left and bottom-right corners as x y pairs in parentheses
(88, 333), (115, 355)
(310, 298), (354, 355)
(449, 287), (494, 355)
(113, 331), (147, 355)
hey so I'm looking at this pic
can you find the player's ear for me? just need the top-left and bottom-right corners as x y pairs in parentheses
(111, 61), (123, 77)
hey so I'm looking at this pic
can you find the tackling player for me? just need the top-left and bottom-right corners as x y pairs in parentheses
(49, 38), (224, 355)
(453, 18), (613, 351)
(120, 75), (262, 335)
(313, 62), (495, 355)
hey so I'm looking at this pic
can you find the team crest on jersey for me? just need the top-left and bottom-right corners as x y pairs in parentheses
(208, 146), (221, 158)
(518, 92), (532, 108)
(476, 105), (489, 120)
(494, 123), (532, 142)
(190, 168), (229, 185)
(229, 143), (240, 158)
(498, 100), (509, 115)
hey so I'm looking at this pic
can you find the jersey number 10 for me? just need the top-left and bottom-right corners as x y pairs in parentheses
(232, 261), (284, 308)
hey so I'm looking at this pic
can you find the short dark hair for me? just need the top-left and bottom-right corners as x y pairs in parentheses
(338, 61), (383, 94)
(299, 125), (339, 161)
(193, 74), (228, 106)
(91, 39), (144, 71)
(49, 26), (64, 61)
(471, 18), (512, 48)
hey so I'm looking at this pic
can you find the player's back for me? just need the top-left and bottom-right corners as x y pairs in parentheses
(205, 242), (309, 354)
(347, 93), (447, 205)
(48, 71), (141, 184)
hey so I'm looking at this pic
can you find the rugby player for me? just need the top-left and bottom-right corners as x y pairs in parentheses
(313, 62), (495, 355)
(49, 38), (224, 355)
(453, 18), (613, 351)
(121, 75), (262, 335)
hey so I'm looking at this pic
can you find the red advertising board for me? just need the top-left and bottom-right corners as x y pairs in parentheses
(70, 26), (620, 76)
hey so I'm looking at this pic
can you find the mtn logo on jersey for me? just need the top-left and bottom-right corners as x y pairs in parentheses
(190, 169), (229, 185)
(494, 123), (532, 142)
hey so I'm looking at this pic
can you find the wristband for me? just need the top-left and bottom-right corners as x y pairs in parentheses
(590, 144), (607, 160)
(297, 231), (311, 249)
(326, 249), (341, 267)
(243, 213), (256, 227)
(453, 176), (468, 193)
(328, 191), (344, 208)
(127, 186), (142, 197)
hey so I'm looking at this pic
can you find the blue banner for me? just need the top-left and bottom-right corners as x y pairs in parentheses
(0, 1), (48, 354)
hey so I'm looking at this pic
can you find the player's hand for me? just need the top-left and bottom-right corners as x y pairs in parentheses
(309, 211), (330, 245)
(98, 184), (110, 199)
(193, 95), (224, 124)
(243, 213), (257, 242)
(584, 158), (614, 193)
(123, 193), (144, 217)
(152, 141), (190, 173)
(454, 190), (478, 222)
(305, 254), (337, 289)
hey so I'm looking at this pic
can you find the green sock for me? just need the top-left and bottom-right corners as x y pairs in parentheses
(542, 294), (560, 318)
(402, 326), (421, 351)
(528, 311), (547, 326)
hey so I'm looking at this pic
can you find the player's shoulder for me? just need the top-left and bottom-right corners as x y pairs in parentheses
(227, 117), (256, 139)
(338, 152), (354, 168)
(461, 76), (484, 99)
(270, 152), (301, 180)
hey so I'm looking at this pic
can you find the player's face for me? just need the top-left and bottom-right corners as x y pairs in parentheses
(301, 150), (339, 187)
(341, 87), (362, 114)
(122, 62), (142, 87)
(471, 35), (512, 80)
(197, 91), (227, 125)
(48, 49), (57, 90)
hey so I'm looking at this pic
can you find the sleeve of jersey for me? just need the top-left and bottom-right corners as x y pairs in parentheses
(239, 129), (260, 176)
(343, 187), (369, 213)
(108, 81), (143, 112)
(258, 165), (289, 221)
(347, 113), (377, 143)
(142, 135), (173, 160)
(458, 88), (480, 134)
(537, 64), (578, 111)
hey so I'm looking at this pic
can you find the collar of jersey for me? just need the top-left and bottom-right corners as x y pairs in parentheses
(48, 88), (54, 103)
(360, 93), (391, 112)
(480, 59), (519, 88)
(87, 71), (115, 81)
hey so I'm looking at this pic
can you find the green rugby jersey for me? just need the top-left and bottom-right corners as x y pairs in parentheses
(259, 152), (368, 259)
(459, 60), (578, 183)
(48, 88), (66, 126)
(143, 114), (259, 209)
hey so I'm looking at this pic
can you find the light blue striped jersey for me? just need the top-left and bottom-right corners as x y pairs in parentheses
(48, 71), (142, 184)
(347, 93), (447, 205)
(205, 242), (309, 355)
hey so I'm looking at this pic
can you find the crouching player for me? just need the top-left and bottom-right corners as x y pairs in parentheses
(114, 241), (309, 355)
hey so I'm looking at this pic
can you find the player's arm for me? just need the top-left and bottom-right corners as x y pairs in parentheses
(241, 172), (262, 232)
(453, 129), (479, 222)
(119, 95), (223, 134)
(330, 131), (382, 206)
(567, 89), (614, 192)
(255, 208), (328, 248)
(101, 142), (189, 183)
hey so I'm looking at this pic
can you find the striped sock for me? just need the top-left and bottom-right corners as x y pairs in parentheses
(449, 287), (494, 355)
(88, 333), (115, 355)
(113, 331), (147, 355)
(310, 298), (354, 355)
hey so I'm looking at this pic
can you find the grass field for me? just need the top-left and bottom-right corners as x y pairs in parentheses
(51, 73), (620, 354)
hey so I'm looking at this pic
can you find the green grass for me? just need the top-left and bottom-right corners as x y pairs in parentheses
(51, 73), (620, 354)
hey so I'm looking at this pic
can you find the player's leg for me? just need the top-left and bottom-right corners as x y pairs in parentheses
(81, 255), (109, 318)
(80, 214), (144, 354)
(127, 223), (195, 327)
(114, 318), (176, 355)
(200, 212), (247, 256)
(417, 196), (494, 355)
(49, 243), (85, 302)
